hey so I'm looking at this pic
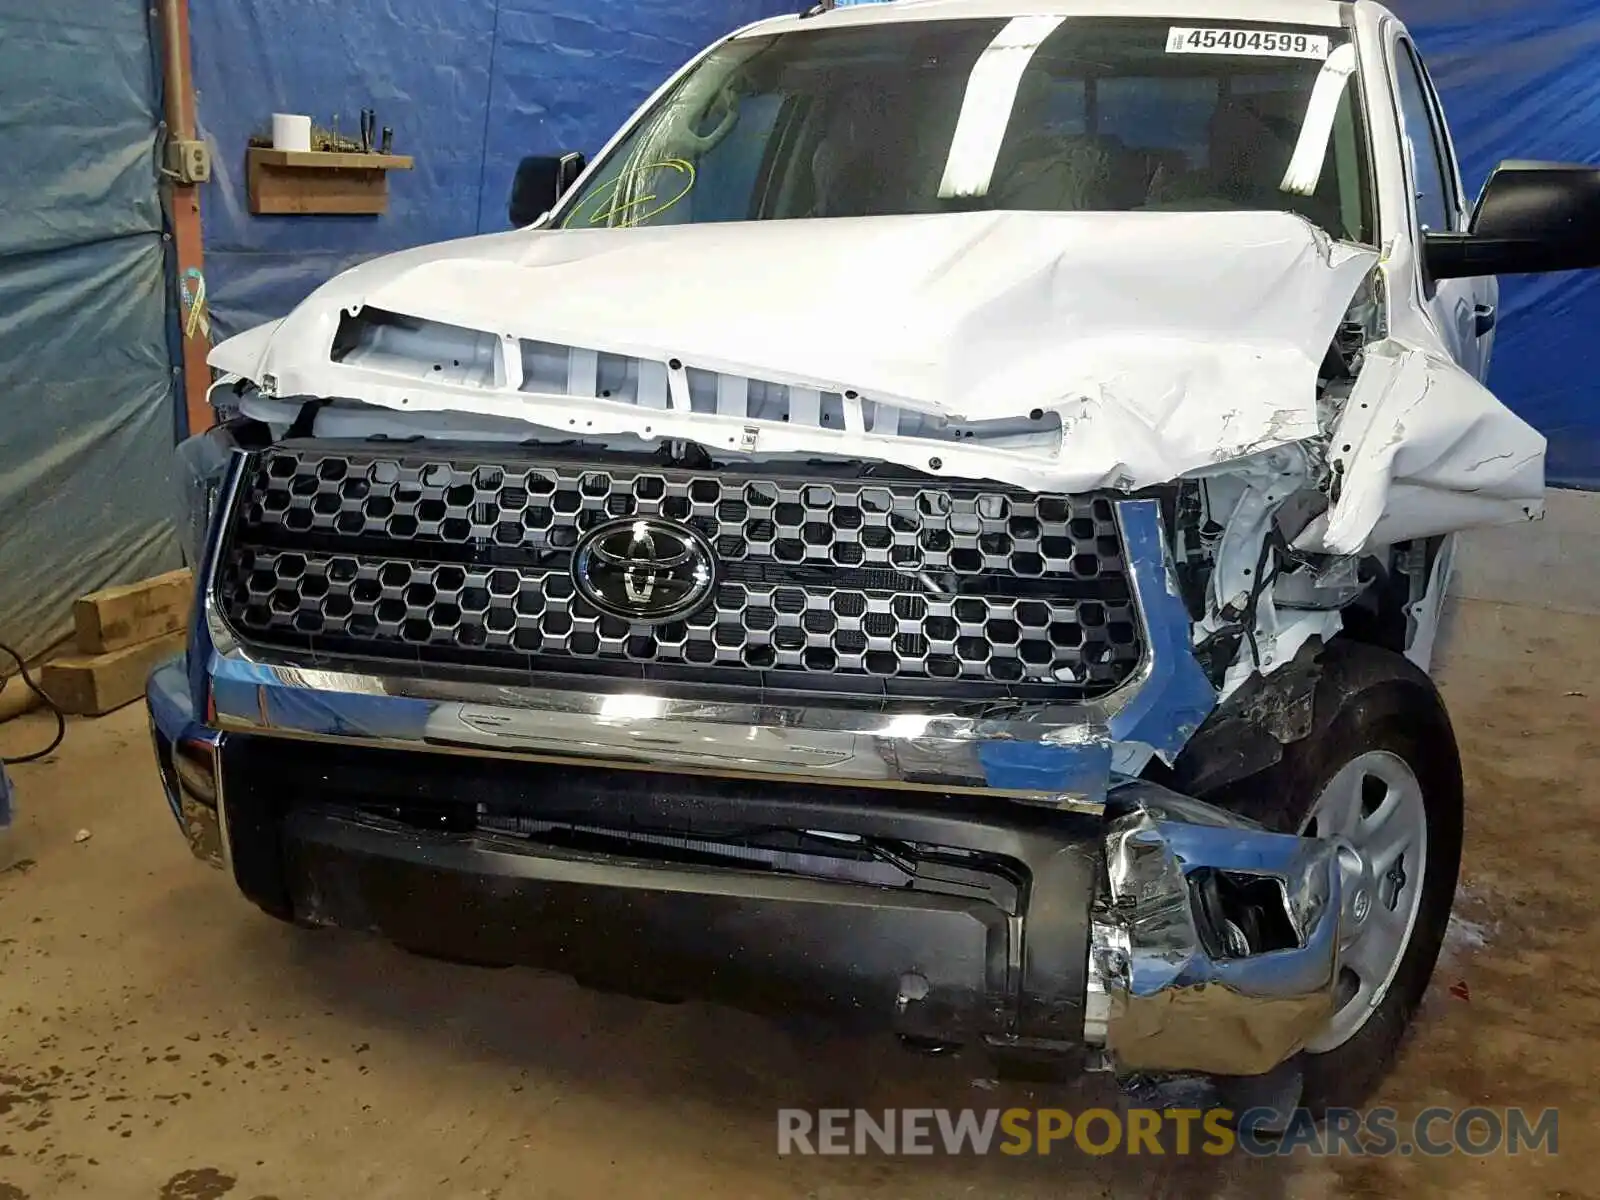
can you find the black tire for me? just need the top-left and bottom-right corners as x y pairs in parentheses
(1206, 640), (1464, 1116)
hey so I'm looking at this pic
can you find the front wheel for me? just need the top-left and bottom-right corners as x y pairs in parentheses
(1302, 748), (1431, 1055)
(1210, 641), (1464, 1115)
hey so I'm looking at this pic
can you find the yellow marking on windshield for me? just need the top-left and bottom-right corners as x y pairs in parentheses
(567, 159), (697, 228)
(591, 189), (661, 224)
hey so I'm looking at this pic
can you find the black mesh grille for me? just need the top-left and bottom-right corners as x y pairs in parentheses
(217, 446), (1145, 698)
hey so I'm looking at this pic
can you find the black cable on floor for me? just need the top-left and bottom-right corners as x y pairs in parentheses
(0, 640), (66, 764)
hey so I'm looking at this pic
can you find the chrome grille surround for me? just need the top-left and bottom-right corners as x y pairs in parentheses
(217, 446), (1146, 698)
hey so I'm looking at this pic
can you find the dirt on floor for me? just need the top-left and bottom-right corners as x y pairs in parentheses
(0, 596), (1596, 1199)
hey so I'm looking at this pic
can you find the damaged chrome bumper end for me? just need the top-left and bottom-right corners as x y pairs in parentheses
(1084, 783), (1342, 1077)
(147, 655), (228, 870)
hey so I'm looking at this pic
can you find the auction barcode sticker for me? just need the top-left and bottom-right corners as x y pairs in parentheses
(1166, 26), (1331, 58)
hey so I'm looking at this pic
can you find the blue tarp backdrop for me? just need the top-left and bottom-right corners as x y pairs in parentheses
(189, 0), (1600, 486)
(0, 0), (182, 657)
(189, 0), (789, 339)
(1400, 0), (1600, 489)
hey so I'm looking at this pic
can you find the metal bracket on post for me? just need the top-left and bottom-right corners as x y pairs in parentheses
(165, 138), (212, 185)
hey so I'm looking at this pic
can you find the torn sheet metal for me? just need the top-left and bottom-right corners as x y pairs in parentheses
(211, 209), (1376, 495)
(211, 209), (1548, 558)
(209, 318), (281, 385)
(1089, 781), (1342, 1076)
(1297, 342), (1547, 556)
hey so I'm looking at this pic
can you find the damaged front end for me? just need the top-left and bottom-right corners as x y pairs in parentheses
(165, 209), (1541, 1081)
(1085, 783), (1345, 1077)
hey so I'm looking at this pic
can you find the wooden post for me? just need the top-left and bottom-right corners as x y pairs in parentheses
(159, 0), (213, 437)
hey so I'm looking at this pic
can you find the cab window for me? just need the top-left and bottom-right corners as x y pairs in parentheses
(1393, 40), (1453, 233)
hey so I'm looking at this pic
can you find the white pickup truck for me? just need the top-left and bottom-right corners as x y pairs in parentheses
(152, 0), (1594, 1124)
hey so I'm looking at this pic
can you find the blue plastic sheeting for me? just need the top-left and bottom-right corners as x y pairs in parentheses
(1399, 0), (1600, 488)
(0, 0), (181, 659)
(190, 0), (789, 341)
(190, 0), (498, 339)
(191, 0), (1600, 487)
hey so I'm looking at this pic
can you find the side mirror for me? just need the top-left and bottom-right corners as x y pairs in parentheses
(508, 152), (587, 227)
(1426, 160), (1600, 278)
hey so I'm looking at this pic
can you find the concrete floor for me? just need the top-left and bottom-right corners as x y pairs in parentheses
(1, 595), (1596, 1199)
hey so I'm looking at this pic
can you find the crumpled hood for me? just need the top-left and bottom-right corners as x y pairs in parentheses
(214, 209), (1377, 489)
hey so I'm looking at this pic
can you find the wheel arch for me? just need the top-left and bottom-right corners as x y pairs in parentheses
(1166, 636), (1460, 832)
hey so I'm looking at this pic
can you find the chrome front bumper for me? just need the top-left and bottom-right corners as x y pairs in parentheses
(148, 455), (1348, 1076)
(149, 650), (1344, 1077)
(147, 657), (226, 870)
(1085, 785), (1344, 1077)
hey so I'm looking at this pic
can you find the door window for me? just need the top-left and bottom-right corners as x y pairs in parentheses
(1393, 40), (1453, 233)
(1414, 48), (1466, 227)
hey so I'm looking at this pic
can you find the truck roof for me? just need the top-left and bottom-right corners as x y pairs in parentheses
(742, 0), (1349, 37)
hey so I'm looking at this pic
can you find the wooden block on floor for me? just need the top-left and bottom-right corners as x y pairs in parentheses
(73, 568), (193, 654)
(41, 631), (187, 717)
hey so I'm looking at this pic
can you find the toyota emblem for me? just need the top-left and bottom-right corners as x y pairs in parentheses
(571, 518), (716, 624)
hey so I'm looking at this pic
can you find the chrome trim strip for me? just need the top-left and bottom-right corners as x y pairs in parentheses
(148, 655), (229, 870)
(199, 497), (1217, 807)
(1106, 499), (1218, 760)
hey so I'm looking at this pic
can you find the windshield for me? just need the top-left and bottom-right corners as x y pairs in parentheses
(557, 17), (1372, 243)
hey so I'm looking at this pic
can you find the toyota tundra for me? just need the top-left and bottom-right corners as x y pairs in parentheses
(150, 0), (1599, 1115)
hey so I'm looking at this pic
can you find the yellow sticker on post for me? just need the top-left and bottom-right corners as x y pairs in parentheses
(1165, 26), (1330, 58)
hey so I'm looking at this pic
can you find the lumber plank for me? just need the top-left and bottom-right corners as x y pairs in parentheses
(73, 568), (193, 654)
(41, 632), (187, 717)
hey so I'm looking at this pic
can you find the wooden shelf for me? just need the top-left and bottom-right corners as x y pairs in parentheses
(247, 146), (415, 216)
(250, 148), (414, 171)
